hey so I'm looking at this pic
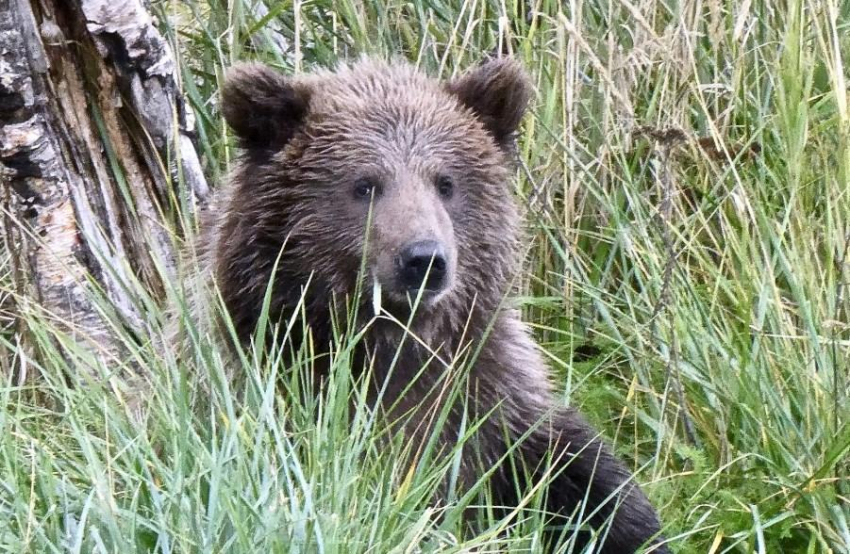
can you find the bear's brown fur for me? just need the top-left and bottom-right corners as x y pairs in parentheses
(189, 57), (668, 553)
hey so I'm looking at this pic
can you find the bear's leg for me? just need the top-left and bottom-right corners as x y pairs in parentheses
(493, 407), (670, 554)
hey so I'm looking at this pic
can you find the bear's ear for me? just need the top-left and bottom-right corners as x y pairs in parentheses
(445, 57), (532, 147)
(221, 63), (312, 149)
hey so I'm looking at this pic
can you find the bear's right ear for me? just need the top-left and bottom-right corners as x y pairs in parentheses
(445, 57), (532, 148)
(221, 63), (312, 149)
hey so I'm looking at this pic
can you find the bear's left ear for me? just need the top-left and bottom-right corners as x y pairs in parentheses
(221, 63), (312, 150)
(445, 57), (532, 147)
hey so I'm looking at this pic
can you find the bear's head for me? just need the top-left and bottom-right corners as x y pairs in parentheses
(214, 58), (532, 343)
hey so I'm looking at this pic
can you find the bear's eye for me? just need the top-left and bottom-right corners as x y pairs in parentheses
(353, 177), (380, 200)
(436, 175), (454, 199)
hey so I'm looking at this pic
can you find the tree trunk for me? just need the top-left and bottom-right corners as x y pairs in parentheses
(0, 0), (208, 376)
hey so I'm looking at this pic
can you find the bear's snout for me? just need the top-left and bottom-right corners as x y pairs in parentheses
(395, 240), (448, 294)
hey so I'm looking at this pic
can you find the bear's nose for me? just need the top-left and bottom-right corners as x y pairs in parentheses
(396, 240), (447, 293)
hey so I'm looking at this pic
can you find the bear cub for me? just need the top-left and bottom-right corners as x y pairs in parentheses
(193, 57), (669, 553)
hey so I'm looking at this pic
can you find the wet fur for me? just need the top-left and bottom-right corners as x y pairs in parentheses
(186, 57), (669, 553)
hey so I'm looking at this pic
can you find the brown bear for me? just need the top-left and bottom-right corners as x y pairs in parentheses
(190, 57), (669, 553)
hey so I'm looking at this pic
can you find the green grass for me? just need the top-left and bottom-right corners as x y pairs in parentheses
(2, 0), (849, 552)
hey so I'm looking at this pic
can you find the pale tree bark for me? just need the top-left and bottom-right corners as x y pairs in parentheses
(0, 0), (209, 379)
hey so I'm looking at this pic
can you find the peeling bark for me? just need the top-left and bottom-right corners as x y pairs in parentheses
(0, 0), (208, 370)
(250, 1), (291, 55)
